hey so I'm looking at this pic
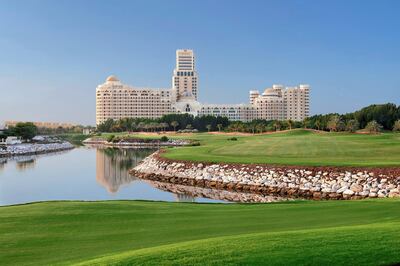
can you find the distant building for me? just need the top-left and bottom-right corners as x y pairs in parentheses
(95, 49), (310, 124)
(5, 121), (76, 129)
(95, 76), (173, 125)
(251, 84), (310, 121)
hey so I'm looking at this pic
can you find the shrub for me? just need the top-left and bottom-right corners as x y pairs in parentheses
(365, 120), (383, 134)
(228, 137), (238, 141)
(393, 120), (400, 132)
(107, 135), (115, 142)
(190, 141), (201, 146)
(160, 136), (169, 142)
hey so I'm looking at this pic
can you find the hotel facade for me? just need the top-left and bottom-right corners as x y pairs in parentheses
(96, 49), (310, 125)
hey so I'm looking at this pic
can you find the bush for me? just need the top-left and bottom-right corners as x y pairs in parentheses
(365, 120), (383, 134)
(107, 135), (115, 142)
(393, 120), (400, 132)
(190, 141), (201, 146)
(227, 137), (238, 141)
(160, 136), (169, 142)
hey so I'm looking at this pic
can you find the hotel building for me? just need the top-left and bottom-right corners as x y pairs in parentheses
(96, 49), (310, 125)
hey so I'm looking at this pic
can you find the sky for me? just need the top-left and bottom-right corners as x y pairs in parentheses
(0, 0), (399, 125)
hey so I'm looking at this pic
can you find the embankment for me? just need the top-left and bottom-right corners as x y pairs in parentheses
(130, 151), (400, 200)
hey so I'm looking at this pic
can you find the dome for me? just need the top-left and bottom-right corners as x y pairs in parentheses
(106, 75), (119, 82)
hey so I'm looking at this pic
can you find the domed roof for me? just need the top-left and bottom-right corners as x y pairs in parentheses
(106, 75), (119, 82)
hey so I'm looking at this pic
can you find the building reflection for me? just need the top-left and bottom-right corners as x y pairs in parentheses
(96, 148), (154, 193)
(174, 193), (195, 202)
(16, 159), (36, 171)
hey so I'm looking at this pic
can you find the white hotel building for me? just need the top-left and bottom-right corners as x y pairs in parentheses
(96, 49), (310, 125)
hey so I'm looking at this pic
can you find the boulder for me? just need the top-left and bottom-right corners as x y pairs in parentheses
(350, 183), (363, 193)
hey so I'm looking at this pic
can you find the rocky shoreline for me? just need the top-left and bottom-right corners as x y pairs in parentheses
(83, 138), (189, 148)
(0, 142), (74, 158)
(130, 151), (400, 200)
(145, 180), (292, 203)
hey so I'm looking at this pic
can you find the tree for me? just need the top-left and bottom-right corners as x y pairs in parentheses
(217, 124), (223, 132)
(206, 124), (212, 132)
(255, 123), (265, 133)
(393, 120), (400, 132)
(286, 120), (293, 130)
(8, 122), (37, 140)
(186, 124), (193, 130)
(273, 121), (281, 131)
(327, 115), (341, 132)
(355, 103), (399, 130)
(346, 119), (359, 133)
(97, 119), (115, 132)
(138, 122), (146, 132)
(315, 119), (321, 130)
(171, 121), (179, 131)
(160, 122), (169, 132)
(365, 120), (383, 134)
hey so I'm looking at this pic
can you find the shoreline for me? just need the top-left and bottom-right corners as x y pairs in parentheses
(0, 142), (74, 158)
(83, 138), (189, 148)
(130, 151), (400, 200)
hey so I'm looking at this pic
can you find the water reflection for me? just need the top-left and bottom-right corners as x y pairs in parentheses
(1, 146), (290, 205)
(16, 159), (36, 171)
(145, 180), (292, 203)
(95, 148), (154, 193)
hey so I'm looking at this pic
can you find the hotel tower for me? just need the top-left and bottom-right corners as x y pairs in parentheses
(96, 49), (310, 125)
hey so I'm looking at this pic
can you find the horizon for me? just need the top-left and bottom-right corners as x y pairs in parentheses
(1, 0), (400, 125)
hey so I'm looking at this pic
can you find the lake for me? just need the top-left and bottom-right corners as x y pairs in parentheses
(0, 146), (228, 206)
(0, 146), (289, 206)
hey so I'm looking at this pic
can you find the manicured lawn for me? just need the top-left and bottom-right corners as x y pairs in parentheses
(1, 200), (400, 265)
(157, 130), (400, 166)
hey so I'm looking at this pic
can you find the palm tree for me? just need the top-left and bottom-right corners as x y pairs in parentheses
(273, 121), (281, 131)
(206, 124), (212, 132)
(217, 124), (223, 132)
(160, 122), (169, 132)
(256, 123), (265, 133)
(138, 122), (146, 132)
(315, 120), (321, 130)
(171, 121), (179, 132)
(287, 120), (293, 130)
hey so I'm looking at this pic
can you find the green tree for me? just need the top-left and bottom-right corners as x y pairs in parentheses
(286, 120), (293, 130)
(186, 124), (193, 130)
(346, 119), (360, 133)
(97, 119), (115, 132)
(206, 124), (212, 132)
(171, 121), (179, 131)
(273, 121), (281, 131)
(255, 123), (265, 133)
(315, 119), (321, 130)
(160, 122), (169, 132)
(327, 115), (341, 132)
(9, 122), (37, 140)
(217, 124), (223, 132)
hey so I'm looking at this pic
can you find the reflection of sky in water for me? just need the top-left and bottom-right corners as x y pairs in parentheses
(0, 147), (223, 206)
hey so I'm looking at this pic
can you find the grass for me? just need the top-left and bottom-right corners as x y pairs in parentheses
(1, 200), (400, 265)
(153, 129), (400, 167)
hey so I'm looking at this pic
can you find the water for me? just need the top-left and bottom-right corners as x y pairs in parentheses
(0, 146), (226, 206)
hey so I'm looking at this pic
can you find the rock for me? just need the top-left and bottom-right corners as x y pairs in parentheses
(389, 188), (400, 198)
(350, 184), (363, 193)
(343, 189), (355, 196)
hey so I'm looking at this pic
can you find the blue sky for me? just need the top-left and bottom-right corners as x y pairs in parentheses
(0, 0), (399, 125)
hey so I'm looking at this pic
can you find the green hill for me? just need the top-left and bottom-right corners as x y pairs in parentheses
(1, 200), (400, 265)
(160, 130), (400, 166)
